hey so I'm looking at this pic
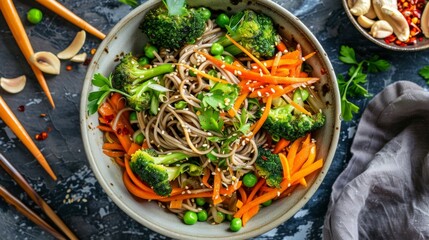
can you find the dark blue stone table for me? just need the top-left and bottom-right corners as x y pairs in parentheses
(0, 0), (427, 239)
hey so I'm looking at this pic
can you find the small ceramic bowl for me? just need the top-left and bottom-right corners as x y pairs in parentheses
(342, 0), (429, 51)
(80, 0), (341, 239)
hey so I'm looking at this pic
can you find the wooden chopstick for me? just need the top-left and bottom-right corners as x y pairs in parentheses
(0, 153), (78, 240)
(0, 0), (55, 108)
(0, 185), (67, 240)
(0, 96), (57, 180)
(35, 0), (106, 40)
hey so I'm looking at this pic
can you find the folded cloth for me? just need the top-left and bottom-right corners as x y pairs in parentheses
(323, 81), (429, 240)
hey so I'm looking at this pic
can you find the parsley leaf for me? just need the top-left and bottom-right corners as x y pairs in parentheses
(418, 66), (429, 84)
(337, 45), (390, 121)
(201, 82), (239, 111)
(198, 108), (224, 132)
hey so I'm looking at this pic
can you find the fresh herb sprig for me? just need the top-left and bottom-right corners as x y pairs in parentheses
(418, 66), (429, 84)
(118, 0), (138, 8)
(337, 46), (390, 121)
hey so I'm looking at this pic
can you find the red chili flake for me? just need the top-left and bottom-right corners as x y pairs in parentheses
(261, 155), (267, 161)
(83, 57), (92, 66)
(116, 128), (122, 135)
(17, 105), (25, 112)
(104, 114), (114, 123)
(122, 127), (130, 135)
(66, 65), (73, 71)
(35, 131), (48, 141)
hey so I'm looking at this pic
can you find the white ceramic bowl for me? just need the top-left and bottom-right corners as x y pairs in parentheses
(80, 0), (341, 239)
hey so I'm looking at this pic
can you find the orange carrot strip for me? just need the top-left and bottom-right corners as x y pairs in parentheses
(123, 172), (168, 200)
(225, 35), (270, 75)
(35, 0), (105, 40)
(248, 85), (284, 98)
(278, 184), (298, 199)
(212, 168), (222, 205)
(276, 41), (287, 52)
(220, 181), (242, 196)
(272, 52), (282, 76)
(303, 51), (317, 61)
(251, 96), (272, 136)
(238, 187), (248, 204)
(283, 94), (312, 116)
(108, 93), (127, 112)
(197, 51), (318, 85)
(273, 138), (291, 154)
(228, 91), (249, 117)
(0, 0), (55, 108)
(286, 136), (305, 171)
(178, 64), (230, 84)
(202, 168), (212, 188)
(291, 143), (315, 174)
(97, 125), (114, 132)
(0, 96), (56, 180)
(102, 142), (125, 151)
(282, 50), (301, 60)
(278, 153), (290, 181)
(114, 157), (125, 168)
(127, 142), (142, 156)
(102, 149), (125, 158)
(236, 199), (244, 209)
(124, 155), (154, 193)
(270, 79), (319, 99)
(242, 205), (260, 227)
(299, 178), (308, 187)
(169, 199), (183, 209)
(302, 133), (311, 147)
(302, 144), (317, 169)
(246, 178), (265, 204)
(251, 58), (298, 70)
(290, 159), (323, 183)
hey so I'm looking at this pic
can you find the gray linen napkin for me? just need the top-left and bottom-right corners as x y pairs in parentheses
(323, 81), (429, 240)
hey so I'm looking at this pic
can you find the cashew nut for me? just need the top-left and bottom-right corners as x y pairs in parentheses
(381, 5), (410, 42)
(57, 30), (86, 60)
(70, 52), (87, 63)
(349, 0), (371, 16)
(370, 20), (394, 38)
(364, 3), (377, 19)
(358, 15), (376, 28)
(421, 3), (429, 38)
(0, 75), (26, 94)
(29, 51), (61, 75)
(372, 0), (397, 20)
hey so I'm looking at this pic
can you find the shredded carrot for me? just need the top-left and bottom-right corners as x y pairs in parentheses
(270, 79), (319, 99)
(273, 138), (290, 154)
(142, 140), (149, 149)
(196, 51), (319, 85)
(251, 58), (298, 70)
(34, 0), (105, 40)
(248, 85), (284, 98)
(123, 172), (171, 200)
(238, 187), (248, 204)
(299, 178), (307, 187)
(276, 41), (287, 52)
(225, 35), (270, 75)
(236, 199), (244, 209)
(278, 153), (290, 181)
(114, 157), (125, 168)
(108, 92), (127, 112)
(287, 136), (305, 171)
(97, 125), (114, 132)
(169, 199), (183, 209)
(102, 149), (125, 158)
(278, 184), (298, 199)
(178, 64), (230, 84)
(246, 178), (265, 204)
(251, 96), (272, 136)
(271, 52), (283, 75)
(212, 168), (222, 205)
(124, 155), (154, 193)
(102, 142), (125, 151)
(303, 51), (317, 61)
(228, 91), (249, 117)
(127, 142), (141, 156)
(290, 159), (323, 183)
(202, 168), (212, 188)
(283, 94), (312, 116)
(242, 205), (260, 227)
(302, 133), (311, 147)
(302, 144), (317, 169)
(291, 143), (315, 174)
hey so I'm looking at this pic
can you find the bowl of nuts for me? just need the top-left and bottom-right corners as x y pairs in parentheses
(343, 0), (429, 51)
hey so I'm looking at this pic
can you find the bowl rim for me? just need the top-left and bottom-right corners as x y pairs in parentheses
(80, 0), (342, 238)
(341, 0), (429, 51)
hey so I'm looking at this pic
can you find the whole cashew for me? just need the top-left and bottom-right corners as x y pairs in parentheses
(372, 0), (397, 20)
(381, 5), (410, 42)
(350, 0), (371, 16)
(370, 20), (394, 38)
(421, 2), (429, 38)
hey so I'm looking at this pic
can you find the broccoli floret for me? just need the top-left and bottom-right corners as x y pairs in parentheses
(129, 149), (203, 196)
(111, 53), (174, 111)
(262, 89), (326, 142)
(217, 10), (280, 58)
(141, 0), (206, 49)
(255, 147), (283, 188)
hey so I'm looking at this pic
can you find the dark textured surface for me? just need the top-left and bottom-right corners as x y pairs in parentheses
(0, 0), (427, 239)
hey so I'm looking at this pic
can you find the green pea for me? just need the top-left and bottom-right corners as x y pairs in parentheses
(144, 44), (158, 59)
(230, 218), (242, 232)
(198, 7), (211, 21)
(261, 199), (272, 207)
(214, 211), (225, 223)
(195, 197), (206, 206)
(210, 43), (224, 56)
(129, 111), (137, 122)
(197, 210), (208, 222)
(138, 56), (150, 66)
(134, 133), (144, 145)
(27, 8), (43, 24)
(183, 211), (198, 225)
(189, 69), (197, 77)
(208, 69), (218, 77)
(243, 173), (258, 188)
(223, 55), (234, 64)
(215, 13), (230, 28)
(214, 55), (223, 61)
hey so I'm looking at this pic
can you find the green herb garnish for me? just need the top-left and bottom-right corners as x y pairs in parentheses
(418, 66), (429, 84)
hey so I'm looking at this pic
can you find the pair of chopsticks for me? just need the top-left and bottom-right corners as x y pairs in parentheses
(0, 0), (106, 108)
(0, 153), (78, 240)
